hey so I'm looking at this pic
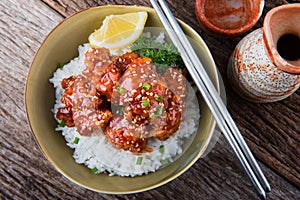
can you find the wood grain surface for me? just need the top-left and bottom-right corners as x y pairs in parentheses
(0, 0), (299, 199)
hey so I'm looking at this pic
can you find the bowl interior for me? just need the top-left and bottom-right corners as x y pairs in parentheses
(26, 5), (219, 194)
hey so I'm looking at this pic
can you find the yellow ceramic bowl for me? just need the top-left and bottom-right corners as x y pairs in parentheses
(26, 5), (219, 194)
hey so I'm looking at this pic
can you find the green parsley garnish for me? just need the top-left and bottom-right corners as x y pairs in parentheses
(91, 167), (98, 173)
(142, 83), (151, 90)
(117, 87), (125, 94)
(73, 137), (80, 144)
(142, 99), (150, 107)
(162, 159), (170, 165)
(59, 120), (66, 127)
(131, 35), (184, 73)
(136, 157), (143, 165)
(155, 95), (163, 102)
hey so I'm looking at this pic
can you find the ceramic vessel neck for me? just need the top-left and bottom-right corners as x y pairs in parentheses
(263, 4), (300, 74)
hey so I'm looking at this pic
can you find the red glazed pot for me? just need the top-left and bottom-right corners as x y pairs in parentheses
(195, 0), (264, 36)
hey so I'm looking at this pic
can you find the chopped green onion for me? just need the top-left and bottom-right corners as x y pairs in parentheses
(91, 167), (98, 173)
(161, 159), (170, 165)
(136, 157), (143, 165)
(159, 145), (165, 154)
(150, 113), (157, 119)
(59, 120), (66, 127)
(142, 99), (150, 107)
(150, 107), (163, 119)
(117, 87), (125, 94)
(73, 137), (80, 144)
(142, 83), (151, 90)
(156, 107), (163, 116)
(57, 63), (65, 68)
(155, 95), (163, 102)
(117, 105), (124, 115)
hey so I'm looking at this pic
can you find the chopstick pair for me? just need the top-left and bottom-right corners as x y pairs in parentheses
(149, 0), (271, 198)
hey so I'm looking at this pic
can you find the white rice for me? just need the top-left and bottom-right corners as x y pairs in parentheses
(50, 39), (200, 177)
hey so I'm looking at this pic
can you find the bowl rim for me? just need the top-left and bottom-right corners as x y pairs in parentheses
(26, 4), (219, 194)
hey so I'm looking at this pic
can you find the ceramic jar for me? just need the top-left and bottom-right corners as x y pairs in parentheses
(227, 4), (300, 103)
(195, 0), (265, 36)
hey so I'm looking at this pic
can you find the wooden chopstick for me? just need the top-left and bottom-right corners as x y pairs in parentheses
(149, 0), (271, 198)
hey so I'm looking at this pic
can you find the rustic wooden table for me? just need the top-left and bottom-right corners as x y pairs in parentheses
(1, 0), (299, 199)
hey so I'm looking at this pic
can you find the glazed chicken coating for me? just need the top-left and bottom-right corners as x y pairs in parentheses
(56, 47), (186, 152)
(56, 75), (113, 136)
(107, 57), (185, 148)
(104, 116), (148, 153)
(71, 75), (112, 136)
(163, 67), (186, 111)
(84, 47), (139, 101)
(56, 75), (76, 127)
(57, 48), (139, 136)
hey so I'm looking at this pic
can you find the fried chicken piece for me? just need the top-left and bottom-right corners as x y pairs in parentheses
(71, 75), (112, 136)
(56, 107), (74, 127)
(84, 47), (112, 78)
(163, 67), (186, 110)
(56, 48), (187, 153)
(84, 48), (139, 101)
(104, 117), (148, 153)
(110, 59), (184, 142)
(56, 76), (76, 127)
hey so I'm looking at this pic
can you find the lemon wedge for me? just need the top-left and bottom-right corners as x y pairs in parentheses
(88, 12), (148, 50)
